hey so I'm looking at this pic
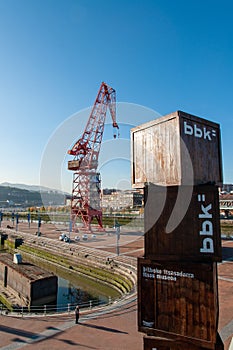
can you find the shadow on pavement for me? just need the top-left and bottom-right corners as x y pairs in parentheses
(79, 322), (128, 334)
(57, 338), (97, 348)
(0, 324), (37, 339)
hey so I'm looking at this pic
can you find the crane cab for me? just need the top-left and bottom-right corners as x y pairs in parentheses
(68, 160), (80, 171)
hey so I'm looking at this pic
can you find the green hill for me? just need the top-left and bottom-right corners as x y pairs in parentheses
(0, 186), (65, 208)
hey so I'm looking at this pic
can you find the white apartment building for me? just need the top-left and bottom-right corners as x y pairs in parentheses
(102, 190), (143, 211)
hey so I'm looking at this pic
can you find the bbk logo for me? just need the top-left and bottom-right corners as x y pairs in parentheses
(184, 121), (217, 141)
(198, 193), (214, 254)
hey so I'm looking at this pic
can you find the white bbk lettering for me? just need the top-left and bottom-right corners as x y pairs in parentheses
(184, 121), (216, 141)
(198, 194), (214, 253)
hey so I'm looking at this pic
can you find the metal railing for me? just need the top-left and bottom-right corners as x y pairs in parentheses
(0, 295), (116, 317)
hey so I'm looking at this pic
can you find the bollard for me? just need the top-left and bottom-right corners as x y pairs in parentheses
(108, 296), (112, 304)
(68, 303), (70, 313)
(44, 305), (46, 316)
(89, 301), (92, 309)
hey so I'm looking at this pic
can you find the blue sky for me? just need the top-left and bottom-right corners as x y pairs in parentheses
(0, 0), (232, 192)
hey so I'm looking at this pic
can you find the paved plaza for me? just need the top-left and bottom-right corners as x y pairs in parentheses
(0, 221), (232, 349)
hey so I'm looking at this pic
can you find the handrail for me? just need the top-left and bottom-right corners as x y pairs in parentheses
(0, 294), (120, 317)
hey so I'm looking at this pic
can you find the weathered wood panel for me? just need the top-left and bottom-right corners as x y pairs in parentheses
(138, 258), (218, 348)
(144, 184), (222, 262)
(131, 114), (181, 187)
(131, 111), (222, 188)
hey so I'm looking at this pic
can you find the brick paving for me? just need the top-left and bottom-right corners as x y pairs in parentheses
(0, 222), (233, 349)
(0, 301), (142, 350)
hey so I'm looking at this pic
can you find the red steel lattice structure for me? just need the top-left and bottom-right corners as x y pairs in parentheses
(68, 82), (119, 232)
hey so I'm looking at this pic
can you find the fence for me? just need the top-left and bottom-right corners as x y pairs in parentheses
(0, 295), (116, 317)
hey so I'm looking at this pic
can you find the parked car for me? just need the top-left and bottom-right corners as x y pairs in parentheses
(64, 235), (70, 243)
(59, 233), (70, 242)
(59, 233), (66, 241)
(75, 236), (80, 242)
(82, 234), (88, 241)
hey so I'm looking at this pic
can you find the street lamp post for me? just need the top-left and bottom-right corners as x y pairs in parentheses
(37, 215), (41, 236)
(114, 220), (120, 256)
(27, 213), (31, 228)
(69, 219), (72, 244)
(16, 213), (19, 232)
(11, 212), (15, 226)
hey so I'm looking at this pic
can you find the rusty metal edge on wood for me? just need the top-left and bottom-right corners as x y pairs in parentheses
(143, 332), (224, 350)
(141, 328), (217, 349)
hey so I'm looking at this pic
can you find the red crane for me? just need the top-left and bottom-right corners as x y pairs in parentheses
(67, 82), (119, 232)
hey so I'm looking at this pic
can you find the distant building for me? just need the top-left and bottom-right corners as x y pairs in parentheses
(220, 184), (233, 193)
(102, 189), (143, 211)
(219, 184), (233, 218)
(102, 188), (118, 195)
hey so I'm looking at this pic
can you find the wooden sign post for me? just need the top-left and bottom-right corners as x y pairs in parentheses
(144, 184), (222, 262)
(131, 111), (224, 350)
